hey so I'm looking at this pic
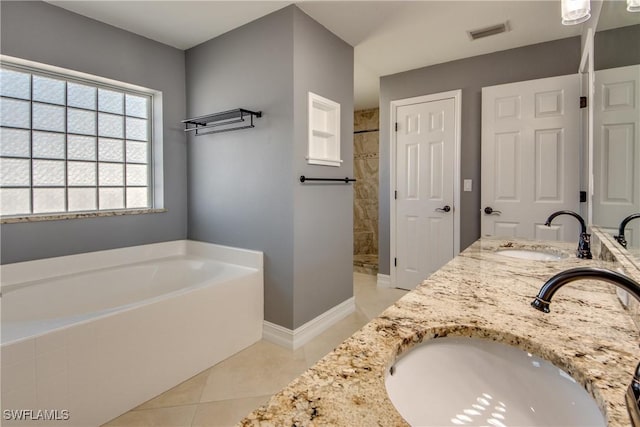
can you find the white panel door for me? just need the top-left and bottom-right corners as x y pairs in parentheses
(396, 98), (455, 289)
(481, 74), (581, 241)
(593, 65), (640, 248)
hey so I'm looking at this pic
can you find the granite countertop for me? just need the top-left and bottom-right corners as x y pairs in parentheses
(240, 237), (640, 426)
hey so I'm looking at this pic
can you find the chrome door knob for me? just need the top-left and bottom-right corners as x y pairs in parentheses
(436, 205), (451, 213)
(484, 207), (502, 215)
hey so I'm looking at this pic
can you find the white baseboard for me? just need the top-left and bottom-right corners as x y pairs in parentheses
(377, 273), (392, 288)
(263, 297), (355, 350)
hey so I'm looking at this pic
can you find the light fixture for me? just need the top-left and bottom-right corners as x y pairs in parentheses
(628, 0), (640, 12)
(561, 0), (591, 25)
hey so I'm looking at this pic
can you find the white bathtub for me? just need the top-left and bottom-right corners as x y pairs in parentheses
(0, 240), (263, 426)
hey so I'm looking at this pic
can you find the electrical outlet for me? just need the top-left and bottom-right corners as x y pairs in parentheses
(463, 179), (472, 192)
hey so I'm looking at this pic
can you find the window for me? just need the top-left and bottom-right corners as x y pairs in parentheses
(0, 63), (155, 217)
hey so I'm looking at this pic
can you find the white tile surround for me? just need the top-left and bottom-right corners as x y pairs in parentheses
(0, 240), (264, 427)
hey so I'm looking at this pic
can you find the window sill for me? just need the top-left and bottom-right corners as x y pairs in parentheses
(0, 208), (168, 224)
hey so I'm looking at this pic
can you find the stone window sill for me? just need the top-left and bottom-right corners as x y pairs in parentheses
(0, 208), (168, 224)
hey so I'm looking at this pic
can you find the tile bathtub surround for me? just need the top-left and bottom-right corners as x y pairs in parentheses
(353, 108), (379, 272)
(241, 237), (640, 426)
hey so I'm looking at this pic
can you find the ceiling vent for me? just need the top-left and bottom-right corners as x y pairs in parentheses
(468, 22), (510, 40)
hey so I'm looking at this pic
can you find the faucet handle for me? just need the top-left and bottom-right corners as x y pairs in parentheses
(615, 235), (629, 249)
(577, 232), (593, 259)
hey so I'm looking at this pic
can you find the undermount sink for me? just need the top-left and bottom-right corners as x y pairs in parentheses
(495, 249), (566, 261)
(385, 337), (605, 426)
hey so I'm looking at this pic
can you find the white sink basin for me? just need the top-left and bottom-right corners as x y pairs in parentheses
(385, 337), (605, 426)
(496, 249), (566, 261)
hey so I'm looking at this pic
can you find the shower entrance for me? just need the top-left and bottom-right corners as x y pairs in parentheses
(353, 108), (380, 275)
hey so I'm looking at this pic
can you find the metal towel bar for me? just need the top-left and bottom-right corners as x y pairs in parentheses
(299, 175), (356, 183)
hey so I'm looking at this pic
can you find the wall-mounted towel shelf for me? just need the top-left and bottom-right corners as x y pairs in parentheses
(182, 108), (262, 136)
(299, 175), (356, 183)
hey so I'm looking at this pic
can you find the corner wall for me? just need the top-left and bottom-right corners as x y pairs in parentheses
(186, 7), (296, 329)
(186, 6), (354, 330)
(0, 1), (187, 264)
(292, 7), (354, 328)
(379, 36), (581, 276)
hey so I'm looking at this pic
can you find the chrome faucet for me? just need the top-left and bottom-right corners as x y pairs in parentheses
(545, 210), (592, 259)
(531, 267), (640, 426)
(615, 213), (640, 249)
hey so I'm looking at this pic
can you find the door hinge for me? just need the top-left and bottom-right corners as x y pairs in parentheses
(395, 122), (398, 132)
(394, 258), (397, 267)
(580, 96), (587, 108)
(580, 191), (587, 203)
(394, 190), (398, 200)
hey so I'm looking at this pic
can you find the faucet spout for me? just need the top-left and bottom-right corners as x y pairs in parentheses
(545, 210), (587, 233)
(531, 267), (640, 313)
(544, 210), (592, 259)
(531, 267), (640, 426)
(615, 213), (640, 249)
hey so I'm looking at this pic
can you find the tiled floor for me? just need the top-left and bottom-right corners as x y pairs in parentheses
(102, 273), (407, 427)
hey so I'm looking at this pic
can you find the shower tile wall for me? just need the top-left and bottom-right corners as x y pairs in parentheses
(353, 108), (379, 275)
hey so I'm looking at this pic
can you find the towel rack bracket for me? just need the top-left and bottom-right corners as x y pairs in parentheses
(182, 108), (262, 136)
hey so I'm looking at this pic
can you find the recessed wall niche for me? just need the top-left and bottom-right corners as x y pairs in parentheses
(307, 92), (342, 167)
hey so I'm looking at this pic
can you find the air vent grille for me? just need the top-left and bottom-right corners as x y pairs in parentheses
(468, 22), (510, 40)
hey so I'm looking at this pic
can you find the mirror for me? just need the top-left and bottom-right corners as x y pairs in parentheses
(592, 2), (640, 262)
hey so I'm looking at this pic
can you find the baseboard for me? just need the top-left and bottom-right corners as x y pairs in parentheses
(262, 321), (293, 349)
(263, 297), (355, 350)
(377, 273), (392, 288)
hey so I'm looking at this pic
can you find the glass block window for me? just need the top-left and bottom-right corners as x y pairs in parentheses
(0, 65), (152, 216)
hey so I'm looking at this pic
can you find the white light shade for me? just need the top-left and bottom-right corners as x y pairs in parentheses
(628, 0), (640, 12)
(561, 0), (591, 25)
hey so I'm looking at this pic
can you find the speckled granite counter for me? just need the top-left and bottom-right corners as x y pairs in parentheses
(241, 237), (639, 426)
(594, 226), (640, 335)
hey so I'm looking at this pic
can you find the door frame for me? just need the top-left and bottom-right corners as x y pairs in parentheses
(390, 90), (462, 287)
(579, 27), (594, 226)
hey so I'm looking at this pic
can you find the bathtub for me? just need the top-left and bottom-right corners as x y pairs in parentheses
(0, 240), (263, 426)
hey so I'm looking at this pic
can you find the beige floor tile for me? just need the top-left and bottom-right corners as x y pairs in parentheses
(191, 395), (271, 427)
(135, 368), (211, 410)
(105, 273), (407, 424)
(199, 341), (307, 403)
(302, 309), (370, 366)
(101, 405), (197, 427)
(354, 272), (408, 320)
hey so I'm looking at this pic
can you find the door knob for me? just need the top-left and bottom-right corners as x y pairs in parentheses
(436, 205), (451, 213)
(484, 207), (502, 215)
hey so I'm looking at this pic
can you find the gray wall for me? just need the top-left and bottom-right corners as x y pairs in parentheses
(0, 1), (187, 264)
(379, 37), (581, 275)
(292, 8), (354, 328)
(186, 6), (354, 330)
(595, 24), (640, 70)
(186, 7), (295, 329)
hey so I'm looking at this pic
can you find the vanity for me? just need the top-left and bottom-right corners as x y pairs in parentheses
(240, 232), (640, 426)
